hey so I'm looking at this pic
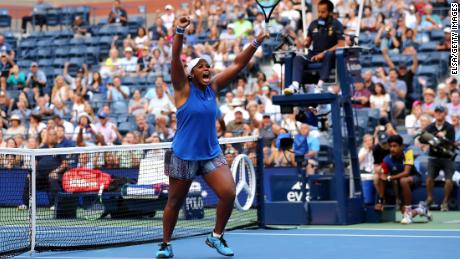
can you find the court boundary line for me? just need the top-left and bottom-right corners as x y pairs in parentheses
(228, 232), (460, 239)
(294, 227), (460, 232)
(15, 256), (153, 259)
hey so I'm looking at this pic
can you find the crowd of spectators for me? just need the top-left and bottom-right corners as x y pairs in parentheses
(0, 0), (455, 177)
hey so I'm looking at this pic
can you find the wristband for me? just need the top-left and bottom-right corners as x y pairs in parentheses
(387, 175), (391, 182)
(176, 27), (185, 35)
(251, 39), (261, 49)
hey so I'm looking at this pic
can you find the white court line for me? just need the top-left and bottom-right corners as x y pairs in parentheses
(295, 227), (460, 232)
(228, 232), (460, 239)
(15, 256), (152, 259)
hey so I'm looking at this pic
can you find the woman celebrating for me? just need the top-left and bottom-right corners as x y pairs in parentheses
(156, 16), (267, 258)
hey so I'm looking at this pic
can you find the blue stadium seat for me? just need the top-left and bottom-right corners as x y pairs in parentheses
(37, 39), (53, 48)
(17, 60), (32, 70)
(118, 122), (134, 134)
(55, 48), (70, 58)
(418, 41), (438, 52)
(19, 39), (36, 50)
(69, 46), (86, 58)
(430, 29), (444, 41)
(52, 58), (66, 68)
(74, 6), (91, 24)
(84, 46), (100, 64)
(111, 101), (128, 114)
(0, 9), (11, 28)
(38, 59), (53, 68)
(371, 55), (386, 67)
(69, 37), (85, 46)
(36, 48), (53, 59)
(53, 38), (70, 48)
(59, 7), (75, 26)
(46, 8), (61, 28)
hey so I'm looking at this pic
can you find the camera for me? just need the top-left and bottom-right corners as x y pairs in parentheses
(277, 133), (294, 151)
(418, 131), (458, 160)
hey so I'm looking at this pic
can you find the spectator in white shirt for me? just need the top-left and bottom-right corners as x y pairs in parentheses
(94, 112), (117, 145)
(119, 47), (138, 76)
(147, 84), (175, 117)
(161, 5), (175, 30)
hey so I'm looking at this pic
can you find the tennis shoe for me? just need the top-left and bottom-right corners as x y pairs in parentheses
(441, 202), (449, 212)
(156, 243), (173, 258)
(400, 208), (412, 224)
(205, 233), (234, 256)
(416, 201), (432, 221)
(283, 84), (299, 95)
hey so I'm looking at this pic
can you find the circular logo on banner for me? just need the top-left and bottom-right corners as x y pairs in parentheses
(231, 154), (256, 211)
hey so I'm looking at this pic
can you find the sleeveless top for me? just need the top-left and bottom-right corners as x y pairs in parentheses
(172, 82), (221, 160)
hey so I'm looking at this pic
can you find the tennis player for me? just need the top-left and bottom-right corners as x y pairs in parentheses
(156, 16), (268, 258)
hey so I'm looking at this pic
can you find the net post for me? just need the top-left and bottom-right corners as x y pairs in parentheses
(255, 137), (265, 228)
(30, 154), (36, 254)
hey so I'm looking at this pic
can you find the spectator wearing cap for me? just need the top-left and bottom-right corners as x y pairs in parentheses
(6, 114), (26, 138)
(6, 65), (26, 90)
(421, 88), (436, 116)
(120, 47), (138, 75)
(128, 89), (147, 117)
(232, 12), (253, 38)
(384, 68), (407, 119)
(372, 131), (390, 181)
(107, 76), (130, 102)
(150, 17), (167, 41)
(63, 62), (90, 91)
(26, 62), (46, 95)
(437, 27), (451, 51)
(393, 55), (418, 107)
(108, 0), (128, 26)
(147, 83), (175, 117)
(405, 100), (423, 136)
(219, 24), (238, 42)
(21, 0), (52, 33)
(33, 96), (54, 116)
(161, 5), (175, 30)
(94, 112), (117, 145)
(223, 98), (249, 124)
(27, 113), (46, 139)
(135, 114), (155, 143)
(370, 82), (390, 118)
(226, 108), (246, 136)
(73, 112), (96, 146)
(0, 34), (15, 59)
(72, 16), (89, 38)
(424, 104), (455, 211)
(351, 80), (371, 109)
(52, 115), (74, 140)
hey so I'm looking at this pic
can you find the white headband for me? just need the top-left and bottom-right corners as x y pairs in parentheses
(186, 55), (212, 75)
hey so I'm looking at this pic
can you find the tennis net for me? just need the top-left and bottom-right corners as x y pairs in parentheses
(0, 136), (262, 257)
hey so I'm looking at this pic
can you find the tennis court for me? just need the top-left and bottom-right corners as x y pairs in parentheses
(10, 211), (460, 259)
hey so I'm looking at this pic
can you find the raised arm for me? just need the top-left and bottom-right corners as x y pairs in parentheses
(171, 16), (191, 93)
(211, 31), (268, 91)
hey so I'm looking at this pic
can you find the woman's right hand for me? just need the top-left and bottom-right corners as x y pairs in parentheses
(177, 16), (191, 29)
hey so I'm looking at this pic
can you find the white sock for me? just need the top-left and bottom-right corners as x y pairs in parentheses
(212, 231), (222, 238)
(317, 80), (324, 87)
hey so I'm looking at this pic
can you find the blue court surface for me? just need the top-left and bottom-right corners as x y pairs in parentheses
(15, 227), (460, 259)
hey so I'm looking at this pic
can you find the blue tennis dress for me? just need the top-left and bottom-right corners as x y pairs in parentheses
(172, 82), (221, 160)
